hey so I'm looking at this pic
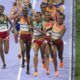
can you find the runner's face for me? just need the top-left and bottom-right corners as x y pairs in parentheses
(41, 7), (46, 13)
(48, 0), (53, 5)
(23, 11), (28, 17)
(57, 15), (64, 25)
(34, 14), (41, 21)
(16, 0), (22, 6)
(0, 7), (4, 15)
(45, 12), (51, 20)
(23, 0), (29, 7)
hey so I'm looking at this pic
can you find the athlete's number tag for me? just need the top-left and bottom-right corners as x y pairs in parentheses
(51, 32), (61, 40)
(33, 30), (41, 36)
(20, 24), (29, 31)
(33, 25), (42, 36)
(0, 25), (8, 32)
(46, 30), (52, 36)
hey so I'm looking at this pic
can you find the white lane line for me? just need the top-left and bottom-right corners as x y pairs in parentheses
(69, 0), (73, 80)
(64, 41), (67, 45)
(17, 60), (22, 80)
(17, 0), (37, 80)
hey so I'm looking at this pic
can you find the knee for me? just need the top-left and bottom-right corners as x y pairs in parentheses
(4, 45), (9, 54)
(21, 47), (25, 53)
(0, 49), (3, 53)
(53, 53), (57, 58)
(34, 53), (38, 56)
(33, 49), (38, 55)
(46, 54), (49, 58)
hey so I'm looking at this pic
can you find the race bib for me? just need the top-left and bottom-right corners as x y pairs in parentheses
(46, 33), (50, 36)
(20, 24), (29, 31)
(51, 32), (61, 40)
(46, 30), (52, 36)
(0, 25), (8, 32)
(33, 30), (41, 36)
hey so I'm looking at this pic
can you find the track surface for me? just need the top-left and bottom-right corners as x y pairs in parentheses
(0, 0), (73, 80)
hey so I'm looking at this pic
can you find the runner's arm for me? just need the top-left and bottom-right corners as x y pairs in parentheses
(60, 25), (66, 38)
(6, 16), (14, 32)
(10, 6), (21, 19)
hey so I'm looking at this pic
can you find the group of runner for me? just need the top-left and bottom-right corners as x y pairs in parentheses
(0, 0), (66, 77)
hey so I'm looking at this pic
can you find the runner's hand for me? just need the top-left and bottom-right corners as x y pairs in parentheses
(8, 30), (10, 35)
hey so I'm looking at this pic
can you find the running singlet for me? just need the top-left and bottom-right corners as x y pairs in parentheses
(51, 23), (64, 40)
(20, 24), (29, 31)
(19, 16), (32, 41)
(0, 16), (8, 32)
(19, 17), (30, 32)
(43, 21), (53, 36)
(53, 2), (65, 13)
(53, 2), (64, 8)
(33, 21), (43, 36)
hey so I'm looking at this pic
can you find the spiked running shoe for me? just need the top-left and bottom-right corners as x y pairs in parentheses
(60, 62), (64, 68)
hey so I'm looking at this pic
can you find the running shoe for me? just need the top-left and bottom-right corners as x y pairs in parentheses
(34, 71), (38, 77)
(26, 66), (30, 74)
(21, 64), (25, 68)
(42, 63), (47, 69)
(3, 64), (6, 69)
(60, 62), (64, 68)
(55, 70), (59, 77)
(46, 69), (50, 75)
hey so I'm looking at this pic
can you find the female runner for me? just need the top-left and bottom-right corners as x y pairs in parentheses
(0, 5), (13, 69)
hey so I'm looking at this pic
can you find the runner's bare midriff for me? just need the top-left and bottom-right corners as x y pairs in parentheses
(19, 31), (31, 35)
(33, 36), (45, 41)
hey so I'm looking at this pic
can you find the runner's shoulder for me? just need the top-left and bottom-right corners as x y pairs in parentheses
(3, 14), (9, 21)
